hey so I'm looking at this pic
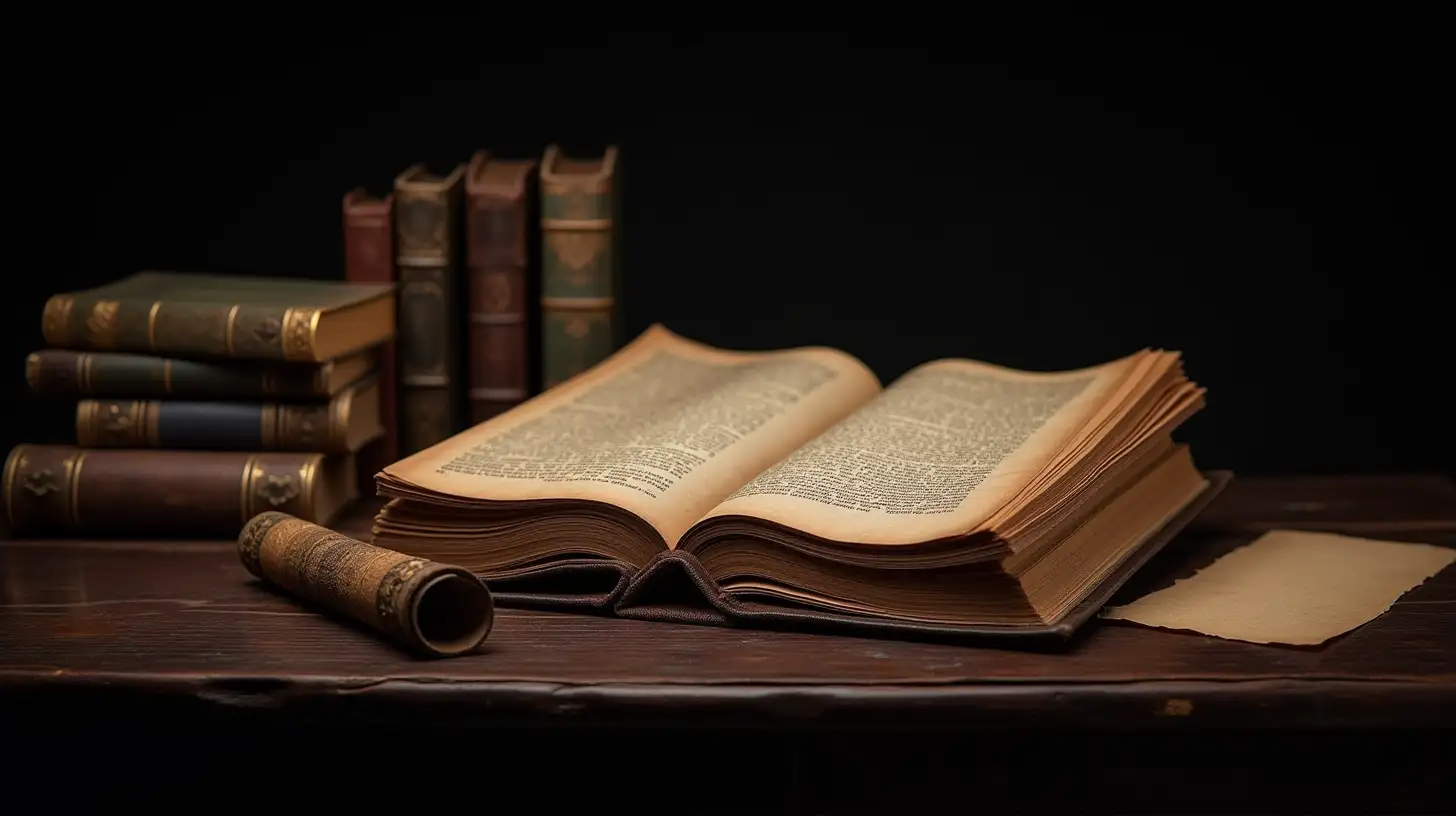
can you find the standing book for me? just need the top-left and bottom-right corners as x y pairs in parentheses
(372, 325), (1227, 644)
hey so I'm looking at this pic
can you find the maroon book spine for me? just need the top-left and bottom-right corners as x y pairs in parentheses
(465, 151), (539, 423)
(342, 188), (399, 483)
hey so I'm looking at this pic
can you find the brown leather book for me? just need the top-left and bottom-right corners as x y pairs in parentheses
(342, 189), (400, 483)
(539, 145), (620, 390)
(372, 325), (1228, 646)
(42, 272), (395, 363)
(464, 151), (539, 424)
(394, 164), (466, 455)
(3, 445), (357, 538)
(74, 376), (382, 454)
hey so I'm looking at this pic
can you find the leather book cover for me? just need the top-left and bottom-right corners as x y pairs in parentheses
(41, 272), (395, 363)
(342, 189), (400, 484)
(25, 348), (376, 400)
(73, 377), (382, 455)
(465, 151), (539, 424)
(394, 164), (467, 455)
(481, 471), (1232, 647)
(2, 444), (358, 538)
(539, 145), (620, 390)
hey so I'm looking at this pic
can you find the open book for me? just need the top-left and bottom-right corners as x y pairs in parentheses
(373, 325), (1227, 643)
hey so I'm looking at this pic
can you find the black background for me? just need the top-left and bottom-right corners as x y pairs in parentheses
(6, 21), (1447, 475)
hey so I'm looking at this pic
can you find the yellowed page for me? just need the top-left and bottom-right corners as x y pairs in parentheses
(384, 324), (881, 546)
(700, 355), (1136, 545)
(1103, 529), (1456, 646)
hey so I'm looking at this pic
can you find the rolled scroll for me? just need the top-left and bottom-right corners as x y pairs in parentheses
(238, 511), (494, 658)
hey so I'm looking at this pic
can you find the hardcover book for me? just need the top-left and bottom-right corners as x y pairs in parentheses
(465, 150), (539, 423)
(3, 445), (358, 538)
(539, 145), (619, 390)
(25, 348), (377, 400)
(372, 325), (1226, 644)
(394, 164), (466, 455)
(41, 272), (395, 363)
(74, 377), (383, 454)
(342, 188), (401, 477)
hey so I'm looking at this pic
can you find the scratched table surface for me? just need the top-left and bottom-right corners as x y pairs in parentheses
(1, 473), (1453, 731)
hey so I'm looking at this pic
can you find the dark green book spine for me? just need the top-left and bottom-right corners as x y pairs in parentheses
(394, 164), (466, 456)
(26, 350), (329, 399)
(41, 294), (319, 362)
(540, 145), (619, 390)
(75, 398), (347, 453)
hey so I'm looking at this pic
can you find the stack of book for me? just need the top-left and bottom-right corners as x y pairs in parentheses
(5, 272), (396, 538)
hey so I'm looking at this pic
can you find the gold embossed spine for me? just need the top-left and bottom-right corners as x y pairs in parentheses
(242, 455), (318, 520)
(42, 295), (76, 346)
(238, 512), (494, 658)
(75, 400), (156, 448)
(3, 444), (82, 535)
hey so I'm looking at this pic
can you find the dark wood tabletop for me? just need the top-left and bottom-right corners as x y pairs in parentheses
(3, 472), (1454, 728)
(4, 473), (1454, 812)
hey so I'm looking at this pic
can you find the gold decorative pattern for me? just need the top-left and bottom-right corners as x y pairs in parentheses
(22, 468), (57, 497)
(241, 457), (315, 520)
(278, 404), (332, 451)
(281, 308), (320, 361)
(237, 510), (287, 576)
(4, 447), (85, 535)
(227, 307), (287, 360)
(256, 472), (299, 508)
(550, 231), (606, 271)
(86, 300), (122, 349)
(24, 354), (40, 390)
(100, 402), (135, 436)
(376, 557), (427, 625)
(77, 400), (151, 447)
(42, 296), (75, 345)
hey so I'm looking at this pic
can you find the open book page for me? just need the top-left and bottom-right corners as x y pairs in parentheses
(699, 354), (1139, 546)
(384, 324), (882, 546)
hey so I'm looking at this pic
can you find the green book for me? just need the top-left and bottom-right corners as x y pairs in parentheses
(539, 145), (620, 389)
(42, 272), (395, 363)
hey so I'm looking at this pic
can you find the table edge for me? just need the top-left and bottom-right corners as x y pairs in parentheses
(3, 672), (1452, 729)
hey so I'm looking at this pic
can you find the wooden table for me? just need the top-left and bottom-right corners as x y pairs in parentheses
(3, 474), (1454, 812)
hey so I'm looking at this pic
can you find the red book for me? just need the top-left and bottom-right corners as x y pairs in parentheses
(465, 151), (539, 423)
(342, 188), (399, 485)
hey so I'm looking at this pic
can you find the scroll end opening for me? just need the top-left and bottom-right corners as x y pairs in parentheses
(411, 571), (494, 657)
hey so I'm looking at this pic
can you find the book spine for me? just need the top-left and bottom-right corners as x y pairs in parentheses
(342, 190), (400, 479)
(540, 148), (618, 389)
(41, 294), (325, 362)
(465, 157), (538, 424)
(395, 170), (464, 454)
(25, 350), (330, 399)
(3, 444), (328, 537)
(75, 398), (351, 453)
